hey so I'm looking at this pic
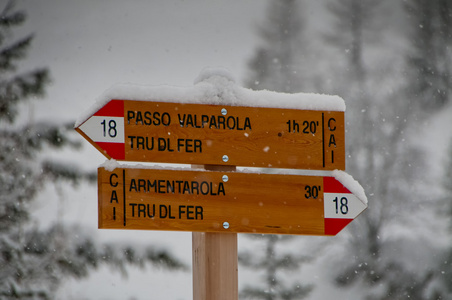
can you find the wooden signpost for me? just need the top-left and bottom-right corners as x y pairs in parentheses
(98, 166), (366, 236)
(75, 99), (345, 170)
(76, 77), (366, 300)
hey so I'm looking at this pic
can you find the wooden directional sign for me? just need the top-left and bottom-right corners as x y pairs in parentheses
(76, 100), (345, 170)
(98, 166), (366, 236)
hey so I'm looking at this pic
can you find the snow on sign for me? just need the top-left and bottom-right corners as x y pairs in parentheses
(75, 99), (345, 170)
(98, 165), (367, 236)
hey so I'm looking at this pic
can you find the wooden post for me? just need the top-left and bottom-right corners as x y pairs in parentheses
(192, 164), (238, 300)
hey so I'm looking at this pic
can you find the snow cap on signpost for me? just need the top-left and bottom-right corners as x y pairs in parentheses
(75, 68), (345, 129)
(194, 67), (236, 84)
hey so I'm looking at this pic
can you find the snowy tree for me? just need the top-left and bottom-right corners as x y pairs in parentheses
(438, 140), (452, 297)
(404, 0), (452, 109)
(325, 0), (372, 80)
(239, 235), (311, 300)
(245, 0), (306, 93)
(0, 1), (185, 299)
(240, 1), (312, 299)
(323, 0), (439, 299)
(428, 138), (452, 298)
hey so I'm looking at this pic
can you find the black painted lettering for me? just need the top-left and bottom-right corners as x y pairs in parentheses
(147, 180), (157, 192)
(329, 134), (337, 147)
(137, 136), (145, 149)
(130, 179), (137, 192)
(187, 205), (194, 220)
(158, 138), (175, 151)
(194, 115), (201, 128)
(176, 180), (183, 191)
(183, 181), (191, 194)
(179, 205), (186, 219)
(227, 116), (235, 129)
(177, 139), (184, 152)
(159, 138), (173, 152)
(128, 136), (136, 149)
(185, 139), (193, 152)
(200, 181), (209, 195)
(127, 111), (171, 126)
(110, 190), (118, 203)
(128, 178), (225, 196)
(162, 112), (171, 126)
(129, 203), (137, 216)
(160, 205), (167, 218)
(177, 139), (201, 153)
(178, 114), (185, 127)
(110, 173), (118, 187)
(127, 111), (135, 124)
(158, 180), (165, 193)
(138, 204), (146, 217)
(209, 116), (217, 129)
(195, 206), (203, 220)
(144, 111), (152, 125)
(153, 112), (161, 126)
(168, 139), (174, 152)
(218, 182), (225, 196)
(167, 180), (174, 193)
(328, 118), (336, 131)
(244, 117), (252, 130)
(168, 205), (175, 219)
(287, 120), (299, 133)
(210, 182), (217, 195)
(237, 117), (244, 130)
(147, 204), (155, 218)
(201, 115), (209, 128)
(146, 137), (154, 150)
(158, 138), (165, 151)
(186, 114), (194, 127)
(218, 116), (225, 129)
(138, 179), (146, 192)
(194, 139), (202, 152)
(192, 181), (199, 194)
(136, 111), (143, 125)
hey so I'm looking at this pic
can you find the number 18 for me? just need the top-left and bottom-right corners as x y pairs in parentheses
(333, 197), (348, 214)
(101, 119), (117, 138)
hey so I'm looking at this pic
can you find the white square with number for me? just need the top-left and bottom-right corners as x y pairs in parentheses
(79, 116), (125, 143)
(324, 193), (366, 219)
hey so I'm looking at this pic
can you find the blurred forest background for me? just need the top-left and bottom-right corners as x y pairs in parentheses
(1, 0), (452, 299)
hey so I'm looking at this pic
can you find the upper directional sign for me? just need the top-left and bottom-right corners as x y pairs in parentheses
(75, 99), (345, 170)
(98, 166), (366, 235)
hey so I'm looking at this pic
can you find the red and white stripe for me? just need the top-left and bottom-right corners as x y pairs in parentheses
(78, 99), (125, 159)
(323, 176), (367, 235)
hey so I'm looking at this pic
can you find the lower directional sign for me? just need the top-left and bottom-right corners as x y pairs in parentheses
(98, 166), (367, 236)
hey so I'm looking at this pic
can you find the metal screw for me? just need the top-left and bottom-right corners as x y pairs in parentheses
(222, 175), (229, 182)
(221, 108), (227, 115)
(223, 222), (230, 229)
(222, 155), (229, 162)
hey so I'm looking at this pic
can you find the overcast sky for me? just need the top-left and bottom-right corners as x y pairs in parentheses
(19, 0), (268, 122)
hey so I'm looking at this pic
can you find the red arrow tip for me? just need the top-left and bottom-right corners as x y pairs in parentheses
(96, 142), (125, 160)
(324, 218), (353, 235)
(94, 99), (124, 117)
(323, 176), (351, 193)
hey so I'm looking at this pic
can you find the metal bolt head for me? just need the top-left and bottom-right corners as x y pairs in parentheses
(222, 155), (229, 162)
(223, 222), (230, 229)
(222, 175), (229, 182)
(221, 108), (227, 115)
